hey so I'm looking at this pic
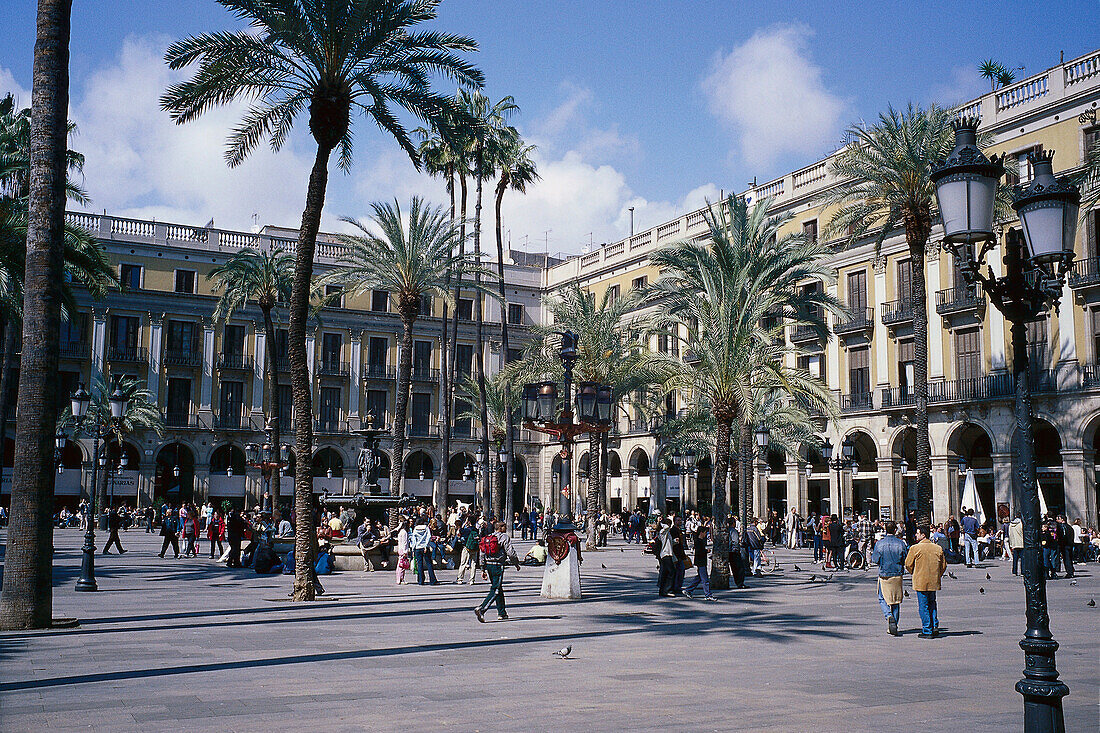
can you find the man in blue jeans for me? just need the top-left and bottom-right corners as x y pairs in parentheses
(475, 521), (521, 622)
(872, 521), (908, 636)
(904, 525), (947, 638)
(960, 509), (980, 567)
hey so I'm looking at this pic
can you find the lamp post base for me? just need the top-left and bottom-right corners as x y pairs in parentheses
(1017, 636), (1068, 733)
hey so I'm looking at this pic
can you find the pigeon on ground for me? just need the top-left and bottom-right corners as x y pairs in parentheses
(986, 573), (991, 580)
(903, 589), (910, 598)
(1069, 579), (1078, 586)
(553, 646), (572, 659)
(824, 574), (834, 583)
(979, 587), (985, 594)
(948, 571), (958, 579)
(601, 563), (607, 569)
(794, 564), (803, 572)
(809, 574), (816, 582)
(1088, 599), (1096, 607)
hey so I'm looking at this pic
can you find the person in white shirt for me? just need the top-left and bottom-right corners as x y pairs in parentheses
(395, 520), (410, 584)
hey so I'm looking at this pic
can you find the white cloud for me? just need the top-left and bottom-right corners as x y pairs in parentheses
(930, 65), (988, 109)
(701, 24), (847, 170)
(531, 83), (639, 164)
(0, 68), (31, 107)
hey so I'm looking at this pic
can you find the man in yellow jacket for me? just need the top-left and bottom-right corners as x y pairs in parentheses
(904, 525), (947, 638)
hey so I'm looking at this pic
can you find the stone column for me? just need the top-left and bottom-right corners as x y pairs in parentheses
(147, 313), (163, 405)
(992, 452), (1014, 516)
(785, 461), (802, 516)
(1083, 449), (1097, 529)
(1061, 449), (1088, 523)
(348, 329), (363, 429)
(91, 308), (108, 381)
(194, 468), (210, 505)
(252, 322), (265, 415)
(931, 455), (955, 524)
(305, 326), (316, 384)
(927, 245), (945, 380)
(828, 466), (840, 518)
(987, 236), (1008, 371)
(873, 256), (889, 391)
(199, 318), (215, 414)
(754, 459), (768, 518)
(876, 456), (898, 521)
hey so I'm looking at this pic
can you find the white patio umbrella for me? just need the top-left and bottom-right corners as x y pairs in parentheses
(960, 468), (986, 524)
(1036, 481), (1049, 517)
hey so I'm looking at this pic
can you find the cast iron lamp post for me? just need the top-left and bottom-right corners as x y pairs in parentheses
(932, 117), (1079, 733)
(822, 436), (854, 518)
(70, 381), (129, 592)
(521, 332), (612, 519)
(354, 412), (386, 495)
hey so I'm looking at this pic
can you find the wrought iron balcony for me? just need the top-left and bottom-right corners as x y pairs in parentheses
(107, 345), (148, 364)
(833, 306), (874, 336)
(880, 386), (917, 409)
(59, 341), (89, 359)
(276, 355), (291, 372)
(164, 348), (202, 368)
(407, 424), (439, 438)
(318, 360), (351, 377)
(362, 364), (396, 380)
(411, 367), (441, 383)
(789, 324), (824, 343)
(928, 374), (1014, 404)
(1083, 363), (1100, 388)
(880, 298), (915, 327)
(1068, 256), (1100, 289)
(314, 418), (347, 434)
(840, 392), (873, 413)
(211, 412), (246, 431)
(1028, 369), (1058, 394)
(935, 286), (985, 316)
(216, 353), (254, 371)
(165, 412), (198, 429)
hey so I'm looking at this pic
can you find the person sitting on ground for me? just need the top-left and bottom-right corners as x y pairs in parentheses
(522, 539), (548, 566)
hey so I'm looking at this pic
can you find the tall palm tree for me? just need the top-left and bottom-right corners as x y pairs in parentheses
(648, 194), (837, 589)
(317, 198), (494, 512)
(161, 0), (483, 601)
(456, 90), (516, 517)
(208, 247), (293, 514)
(0, 0), (75, 631)
(456, 370), (517, 505)
(59, 375), (165, 511)
(820, 104), (1000, 525)
(978, 59), (1006, 92)
(491, 126), (538, 521)
(521, 283), (680, 548)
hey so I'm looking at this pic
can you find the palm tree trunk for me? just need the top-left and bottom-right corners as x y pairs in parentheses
(493, 175), (516, 528)
(473, 161), (492, 516)
(0, 0), (72, 630)
(391, 311), (416, 519)
(262, 306), (280, 518)
(741, 423), (753, 521)
(585, 433), (600, 550)
(436, 171), (456, 514)
(600, 431), (610, 516)
(0, 317), (20, 470)
(288, 141), (334, 602)
(709, 415), (733, 590)
(447, 175), (467, 502)
(905, 210), (933, 525)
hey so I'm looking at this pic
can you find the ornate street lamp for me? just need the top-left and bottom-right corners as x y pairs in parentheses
(933, 117), (1079, 733)
(822, 436), (855, 518)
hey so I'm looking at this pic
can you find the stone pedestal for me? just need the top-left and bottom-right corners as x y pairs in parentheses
(541, 545), (582, 599)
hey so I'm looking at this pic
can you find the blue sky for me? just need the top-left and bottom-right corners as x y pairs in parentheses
(1, 0), (1096, 254)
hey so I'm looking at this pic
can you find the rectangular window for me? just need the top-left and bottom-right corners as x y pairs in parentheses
(411, 393), (432, 436)
(1086, 208), (1100, 261)
(325, 284), (344, 308)
(319, 386), (341, 430)
(507, 303), (524, 325)
(419, 294), (433, 317)
(166, 320), (197, 354)
(846, 269), (867, 311)
(606, 284), (620, 304)
(367, 337), (388, 376)
(898, 338), (915, 393)
(219, 380), (244, 428)
(276, 329), (289, 359)
(60, 311), (87, 346)
(848, 346), (870, 397)
(1006, 144), (1044, 187)
(457, 297), (473, 321)
(1092, 309), (1100, 363)
(413, 340), (432, 377)
(954, 327), (982, 381)
(896, 260), (912, 304)
(1026, 318), (1048, 370)
(174, 269), (195, 294)
(664, 392), (676, 418)
(631, 275), (648, 291)
(453, 397), (471, 437)
(506, 347), (523, 364)
(797, 353), (825, 382)
(223, 324), (245, 357)
(802, 219), (818, 244)
(321, 333), (342, 369)
(166, 378), (192, 424)
(120, 264), (142, 290)
(365, 390), (387, 426)
(109, 315), (140, 350)
(456, 344), (473, 381)
(277, 384), (293, 426)
(371, 290), (389, 312)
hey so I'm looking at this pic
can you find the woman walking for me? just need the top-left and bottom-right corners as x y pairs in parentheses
(395, 519), (410, 584)
(683, 519), (715, 600)
(208, 509), (225, 559)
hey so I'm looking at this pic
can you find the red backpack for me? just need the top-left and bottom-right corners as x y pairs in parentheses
(479, 533), (500, 557)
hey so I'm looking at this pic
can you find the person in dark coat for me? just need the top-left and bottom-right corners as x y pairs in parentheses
(683, 520), (715, 599)
(226, 509), (249, 568)
(102, 507), (126, 554)
(827, 514), (846, 571)
(158, 507), (180, 558)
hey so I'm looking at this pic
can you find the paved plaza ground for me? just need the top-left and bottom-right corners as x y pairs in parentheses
(0, 529), (1097, 732)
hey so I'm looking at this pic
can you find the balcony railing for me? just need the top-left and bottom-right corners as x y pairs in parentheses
(833, 307), (874, 336)
(216, 353), (254, 371)
(789, 324), (823, 342)
(318, 360), (351, 377)
(450, 424), (473, 439)
(314, 419), (347, 434)
(412, 367), (441, 383)
(107, 346), (148, 364)
(1083, 363), (1100, 388)
(935, 286), (985, 316)
(164, 348), (202, 368)
(1029, 369), (1058, 394)
(211, 412), (246, 430)
(407, 424), (439, 438)
(363, 364), (396, 380)
(59, 341), (89, 359)
(165, 412), (198, 429)
(880, 386), (917, 409)
(929, 374), (1013, 403)
(276, 355), (291, 372)
(880, 298), (915, 327)
(840, 392), (873, 413)
(1068, 256), (1100, 289)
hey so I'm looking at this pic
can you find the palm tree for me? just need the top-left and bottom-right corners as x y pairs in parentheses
(317, 198), (494, 512)
(59, 375), (165, 511)
(208, 247), (293, 514)
(456, 90), (516, 517)
(978, 59), (1006, 92)
(491, 126), (538, 521)
(0, 0), (76, 630)
(456, 370), (517, 506)
(161, 0), (483, 601)
(648, 194), (837, 589)
(995, 68), (1018, 89)
(820, 104), (1004, 526)
(521, 283), (680, 548)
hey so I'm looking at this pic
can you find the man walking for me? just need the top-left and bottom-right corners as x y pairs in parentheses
(1055, 515), (1074, 579)
(960, 508), (979, 567)
(475, 521), (521, 622)
(102, 507), (127, 554)
(655, 516), (677, 596)
(1008, 513), (1024, 575)
(158, 506), (180, 559)
(683, 518), (715, 600)
(785, 508), (800, 549)
(904, 525), (947, 638)
(855, 513), (875, 568)
(872, 521), (907, 636)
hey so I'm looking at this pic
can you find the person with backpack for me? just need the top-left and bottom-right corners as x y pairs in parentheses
(474, 520), (521, 622)
(158, 506), (180, 559)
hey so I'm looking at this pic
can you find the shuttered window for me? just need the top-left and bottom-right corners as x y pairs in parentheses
(848, 346), (870, 395)
(954, 328), (981, 381)
(847, 270), (867, 310)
